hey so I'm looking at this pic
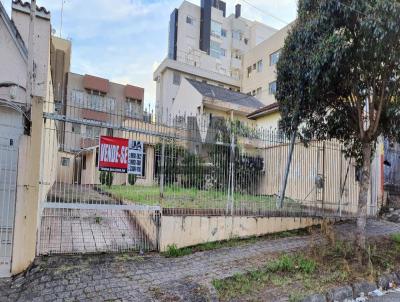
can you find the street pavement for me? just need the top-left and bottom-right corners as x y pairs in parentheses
(0, 219), (400, 301)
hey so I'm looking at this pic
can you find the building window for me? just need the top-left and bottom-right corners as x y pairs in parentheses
(61, 157), (70, 167)
(247, 66), (252, 78)
(220, 48), (226, 57)
(221, 29), (227, 37)
(270, 50), (281, 66)
(257, 60), (263, 72)
(211, 20), (222, 38)
(125, 99), (141, 118)
(186, 16), (195, 25)
(256, 87), (262, 95)
(173, 72), (181, 85)
(244, 38), (248, 45)
(71, 123), (81, 134)
(210, 40), (221, 58)
(82, 155), (87, 170)
(232, 30), (242, 41)
(86, 125), (101, 139)
(269, 81), (277, 95)
(71, 89), (115, 112)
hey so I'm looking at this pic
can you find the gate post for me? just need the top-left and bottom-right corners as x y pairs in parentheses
(12, 97), (44, 275)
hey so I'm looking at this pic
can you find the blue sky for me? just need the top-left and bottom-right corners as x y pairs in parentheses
(2, 0), (297, 109)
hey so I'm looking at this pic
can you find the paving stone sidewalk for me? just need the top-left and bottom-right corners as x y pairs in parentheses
(1, 219), (400, 302)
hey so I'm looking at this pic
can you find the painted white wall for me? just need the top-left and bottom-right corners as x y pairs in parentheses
(0, 16), (27, 104)
(171, 78), (202, 117)
(12, 6), (51, 99)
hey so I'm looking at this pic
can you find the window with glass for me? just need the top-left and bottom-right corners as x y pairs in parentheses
(71, 123), (81, 134)
(125, 99), (141, 118)
(269, 81), (277, 95)
(232, 30), (242, 41)
(173, 72), (181, 85)
(257, 60), (263, 72)
(210, 40), (221, 58)
(220, 48), (226, 57)
(61, 157), (70, 167)
(247, 66), (252, 78)
(70, 89), (115, 112)
(86, 125), (101, 139)
(211, 20), (222, 38)
(221, 29), (227, 37)
(186, 16), (194, 25)
(270, 50), (281, 66)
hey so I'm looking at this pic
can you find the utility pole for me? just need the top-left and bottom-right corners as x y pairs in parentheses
(277, 130), (296, 208)
(60, 0), (64, 38)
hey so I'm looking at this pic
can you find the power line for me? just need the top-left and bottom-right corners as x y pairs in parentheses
(239, 0), (291, 26)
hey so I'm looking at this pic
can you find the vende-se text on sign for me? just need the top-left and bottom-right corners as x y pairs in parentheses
(98, 136), (143, 175)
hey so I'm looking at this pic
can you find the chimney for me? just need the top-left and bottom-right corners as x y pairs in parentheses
(235, 4), (241, 18)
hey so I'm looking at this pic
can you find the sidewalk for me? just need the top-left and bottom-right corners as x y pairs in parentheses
(1, 219), (400, 302)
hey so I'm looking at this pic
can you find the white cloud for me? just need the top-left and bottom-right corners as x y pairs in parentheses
(6, 0), (297, 108)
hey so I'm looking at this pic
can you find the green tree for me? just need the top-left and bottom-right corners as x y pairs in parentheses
(276, 0), (400, 249)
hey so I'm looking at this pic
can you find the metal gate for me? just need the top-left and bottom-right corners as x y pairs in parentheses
(0, 108), (23, 276)
(37, 116), (160, 255)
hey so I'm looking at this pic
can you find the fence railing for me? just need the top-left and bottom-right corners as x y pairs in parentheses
(39, 98), (381, 219)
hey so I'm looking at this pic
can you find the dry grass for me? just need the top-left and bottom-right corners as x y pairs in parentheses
(212, 234), (400, 302)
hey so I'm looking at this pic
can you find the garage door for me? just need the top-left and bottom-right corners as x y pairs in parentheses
(0, 108), (23, 277)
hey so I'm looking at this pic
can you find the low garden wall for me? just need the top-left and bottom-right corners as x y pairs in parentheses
(159, 215), (323, 252)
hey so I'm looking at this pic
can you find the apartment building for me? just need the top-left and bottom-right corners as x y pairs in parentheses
(62, 73), (144, 151)
(154, 0), (277, 120)
(242, 24), (293, 129)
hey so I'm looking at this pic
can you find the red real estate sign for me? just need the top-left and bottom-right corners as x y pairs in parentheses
(98, 136), (128, 173)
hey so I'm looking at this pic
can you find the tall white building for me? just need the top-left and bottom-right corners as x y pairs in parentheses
(153, 0), (277, 120)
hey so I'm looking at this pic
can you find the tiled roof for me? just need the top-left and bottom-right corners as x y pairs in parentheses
(187, 79), (264, 109)
(12, 0), (50, 15)
(247, 102), (279, 119)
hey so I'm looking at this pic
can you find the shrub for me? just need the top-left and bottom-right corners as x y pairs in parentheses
(128, 174), (137, 186)
(163, 244), (192, 257)
(99, 171), (113, 187)
(391, 233), (400, 245)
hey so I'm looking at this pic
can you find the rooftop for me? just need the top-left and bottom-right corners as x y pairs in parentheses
(187, 79), (264, 110)
(247, 102), (279, 119)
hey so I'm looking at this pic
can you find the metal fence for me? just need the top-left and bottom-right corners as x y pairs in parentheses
(37, 98), (382, 254)
(384, 140), (400, 193)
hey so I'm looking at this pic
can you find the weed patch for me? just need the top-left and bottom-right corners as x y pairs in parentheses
(161, 228), (312, 257)
(213, 237), (400, 301)
(163, 244), (192, 258)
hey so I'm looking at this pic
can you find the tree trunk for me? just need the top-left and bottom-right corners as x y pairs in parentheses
(356, 142), (372, 250)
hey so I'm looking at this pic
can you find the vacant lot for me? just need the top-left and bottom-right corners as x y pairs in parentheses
(101, 185), (297, 210)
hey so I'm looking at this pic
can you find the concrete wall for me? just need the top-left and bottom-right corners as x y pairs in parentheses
(9, 2), (54, 275)
(159, 215), (321, 251)
(253, 112), (281, 129)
